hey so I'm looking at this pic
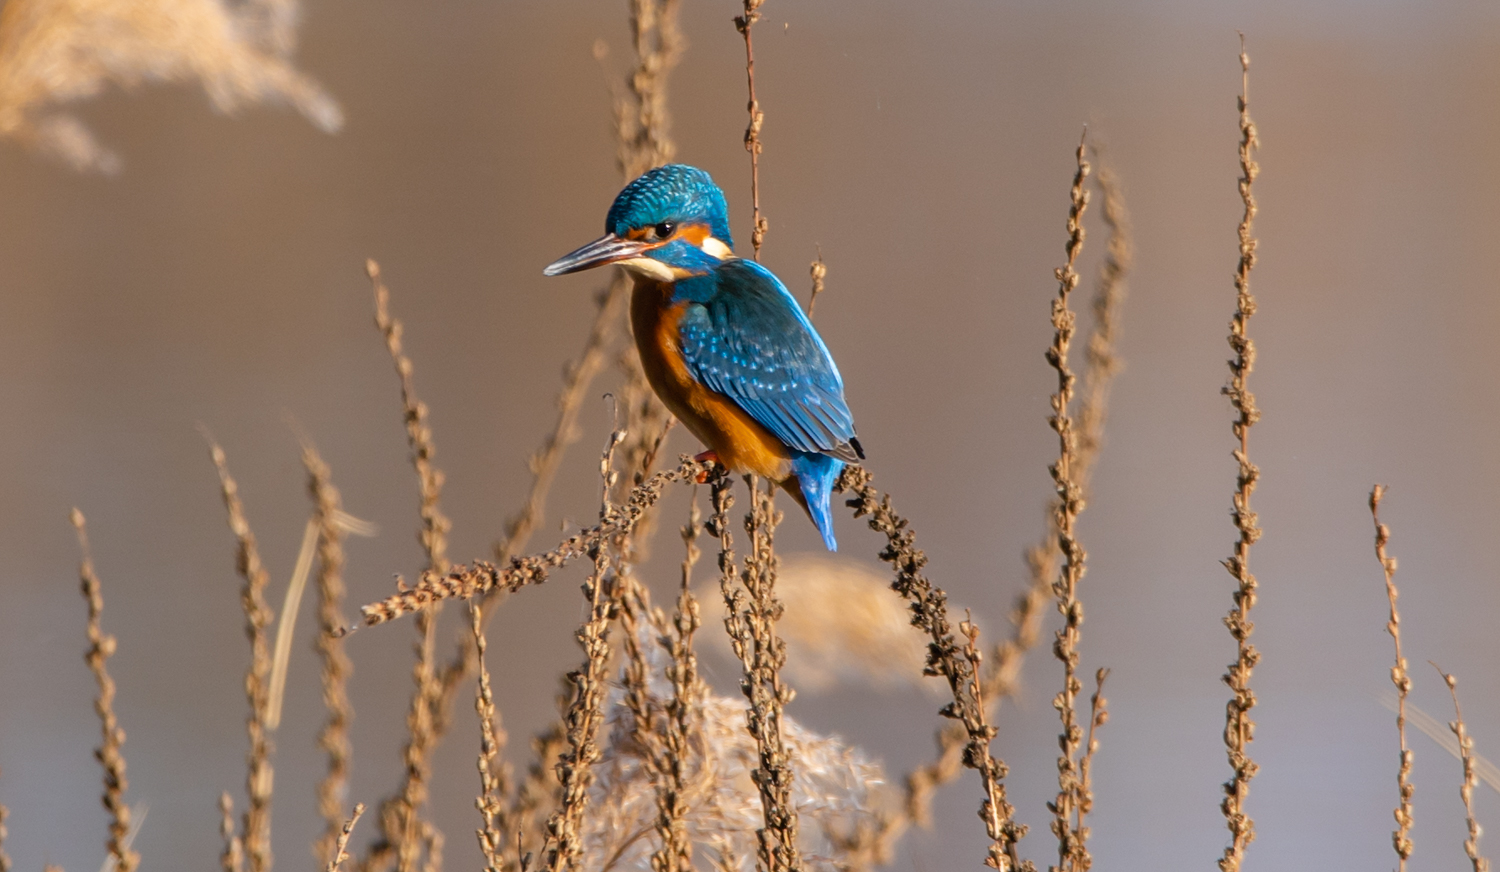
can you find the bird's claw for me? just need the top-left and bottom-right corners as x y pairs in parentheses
(693, 450), (720, 483)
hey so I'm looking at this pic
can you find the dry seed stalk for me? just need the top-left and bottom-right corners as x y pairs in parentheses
(0, 789), (10, 872)
(328, 804), (366, 872)
(734, 0), (768, 258)
(1044, 133), (1095, 872)
(304, 444), (357, 867)
(542, 428), (628, 872)
(1076, 669), (1110, 849)
(208, 440), (276, 872)
(471, 601), (513, 872)
(1217, 38), (1262, 872)
(70, 509), (139, 872)
(365, 259), (451, 872)
(1370, 486), (1413, 869)
(807, 250), (826, 320)
(833, 465), (1026, 871)
(220, 792), (245, 872)
(356, 457), (707, 627)
(650, 491), (706, 872)
(959, 618), (1025, 872)
(1434, 666), (1490, 872)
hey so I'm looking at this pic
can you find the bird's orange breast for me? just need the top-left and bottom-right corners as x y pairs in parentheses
(629, 277), (792, 482)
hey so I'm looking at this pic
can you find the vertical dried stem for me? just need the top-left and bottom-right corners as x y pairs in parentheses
(542, 427), (627, 872)
(208, 440), (276, 872)
(328, 805), (367, 872)
(1433, 666), (1489, 872)
(960, 618), (1025, 872)
(1370, 486), (1413, 870)
(472, 602), (512, 872)
(834, 466), (1027, 872)
(70, 509), (139, 872)
(0, 788), (10, 872)
(305, 444), (355, 867)
(1045, 132), (1094, 872)
(220, 792), (245, 872)
(734, 0), (768, 258)
(365, 260), (451, 872)
(1217, 37), (1262, 872)
(807, 250), (826, 320)
(1075, 669), (1110, 851)
(650, 491), (705, 872)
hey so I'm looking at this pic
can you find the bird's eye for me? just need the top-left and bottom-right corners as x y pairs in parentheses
(653, 221), (676, 240)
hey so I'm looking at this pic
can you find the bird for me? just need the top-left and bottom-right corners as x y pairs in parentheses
(543, 163), (862, 551)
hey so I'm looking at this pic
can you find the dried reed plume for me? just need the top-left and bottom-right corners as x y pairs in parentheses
(364, 259), (451, 872)
(208, 440), (276, 872)
(833, 465), (1024, 871)
(1217, 37), (1262, 872)
(0, 0), (340, 172)
(733, 0), (768, 258)
(221, 792), (245, 872)
(1041, 133), (1099, 872)
(69, 509), (139, 872)
(541, 427), (628, 872)
(1370, 486), (1413, 869)
(711, 475), (802, 872)
(329, 804), (367, 872)
(1433, 666), (1490, 872)
(306, 443), (356, 867)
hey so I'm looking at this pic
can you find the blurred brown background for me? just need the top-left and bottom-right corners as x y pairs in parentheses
(3, 0), (1499, 869)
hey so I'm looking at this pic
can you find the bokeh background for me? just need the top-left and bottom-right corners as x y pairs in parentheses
(3, 0), (1499, 869)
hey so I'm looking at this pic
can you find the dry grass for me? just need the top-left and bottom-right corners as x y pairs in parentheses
(1434, 666), (1491, 872)
(1370, 486), (1414, 869)
(733, 0), (768, 258)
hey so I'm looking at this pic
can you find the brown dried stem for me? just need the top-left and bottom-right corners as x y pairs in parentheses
(0, 790), (10, 872)
(541, 427), (628, 872)
(1044, 133), (1095, 872)
(472, 603), (513, 872)
(1075, 669), (1110, 851)
(364, 259), (451, 872)
(1370, 486), (1413, 869)
(328, 804), (367, 872)
(1217, 37), (1262, 872)
(208, 440), (275, 872)
(734, 0), (768, 258)
(833, 465), (1027, 871)
(1434, 666), (1490, 872)
(70, 509), (139, 872)
(807, 250), (826, 320)
(220, 792), (245, 872)
(305, 444), (355, 867)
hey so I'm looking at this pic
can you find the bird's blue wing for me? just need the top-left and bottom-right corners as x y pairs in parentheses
(676, 259), (861, 462)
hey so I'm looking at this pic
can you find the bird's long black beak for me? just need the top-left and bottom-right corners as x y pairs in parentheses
(543, 233), (650, 276)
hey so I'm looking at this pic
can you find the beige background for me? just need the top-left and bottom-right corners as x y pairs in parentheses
(2, 1), (1499, 870)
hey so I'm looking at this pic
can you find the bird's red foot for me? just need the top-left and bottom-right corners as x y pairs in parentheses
(694, 450), (720, 483)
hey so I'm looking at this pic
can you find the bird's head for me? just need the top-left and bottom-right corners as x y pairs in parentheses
(544, 164), (735, 281)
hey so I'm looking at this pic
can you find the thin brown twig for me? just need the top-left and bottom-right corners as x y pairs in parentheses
(305, 443), (355, 868)
(220, 792), (245, 872)
(1433, 665), (1490, 872)
(328, 804), (367, 872)
(1370, 486), (1413, 870)
(734, 0), (768, 258)
(1075, 668), (1110, 855)
(365, 259), (451, 872)
(1217, 36), (1262, 872)
(472, 602), (513, 872)
(0, 783), (10, 872)
(807, 249), (826, 320)
(71, 509), (139, 872)
(541, 426), (628, 872)
(833, 465), (1027, 872)
(1044, 131), (1094, 872)
(207, 439), (275, 872)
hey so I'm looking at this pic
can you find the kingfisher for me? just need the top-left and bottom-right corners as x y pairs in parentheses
(544, 164), (862, 551)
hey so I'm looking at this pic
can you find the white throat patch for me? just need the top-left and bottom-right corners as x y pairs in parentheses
(619, 257), (677, 282)
(701, 237), (733, 259)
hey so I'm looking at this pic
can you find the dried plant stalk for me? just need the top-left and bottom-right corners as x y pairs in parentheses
(1217, 38), (1262, 872)
(1434, 666), (1490, 872)
(328, 804), (367, 872)
(70, 509), (139, 872)
(208, 440), (276, 872)
(542, 428), (628, 872)
(1044, 134), (1095, 872)
(364, 259), (451, 872)
(833, 466), (1026, 871)
(1075, 669), (1110, 849)
(713, 476), (802, 872)
(1370, 486), (1413, 869)
(649, 491), (706, 872)
(220, 792), (245, 872)
(305, 444), (355, 867)
(733, 0), (767, 258)
(806, 251), (826, 320)
(355, 457), (706, 627)
(472, 602), (513, 872)
(0, 789), (10, 872)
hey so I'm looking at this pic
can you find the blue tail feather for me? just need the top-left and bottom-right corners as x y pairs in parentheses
(790, 452), (843, 551)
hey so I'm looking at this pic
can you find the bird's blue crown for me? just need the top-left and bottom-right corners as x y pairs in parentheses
(606, 164), (734, 248)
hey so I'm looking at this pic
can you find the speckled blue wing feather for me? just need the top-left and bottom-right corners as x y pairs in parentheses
(677, 259), (860, 462)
